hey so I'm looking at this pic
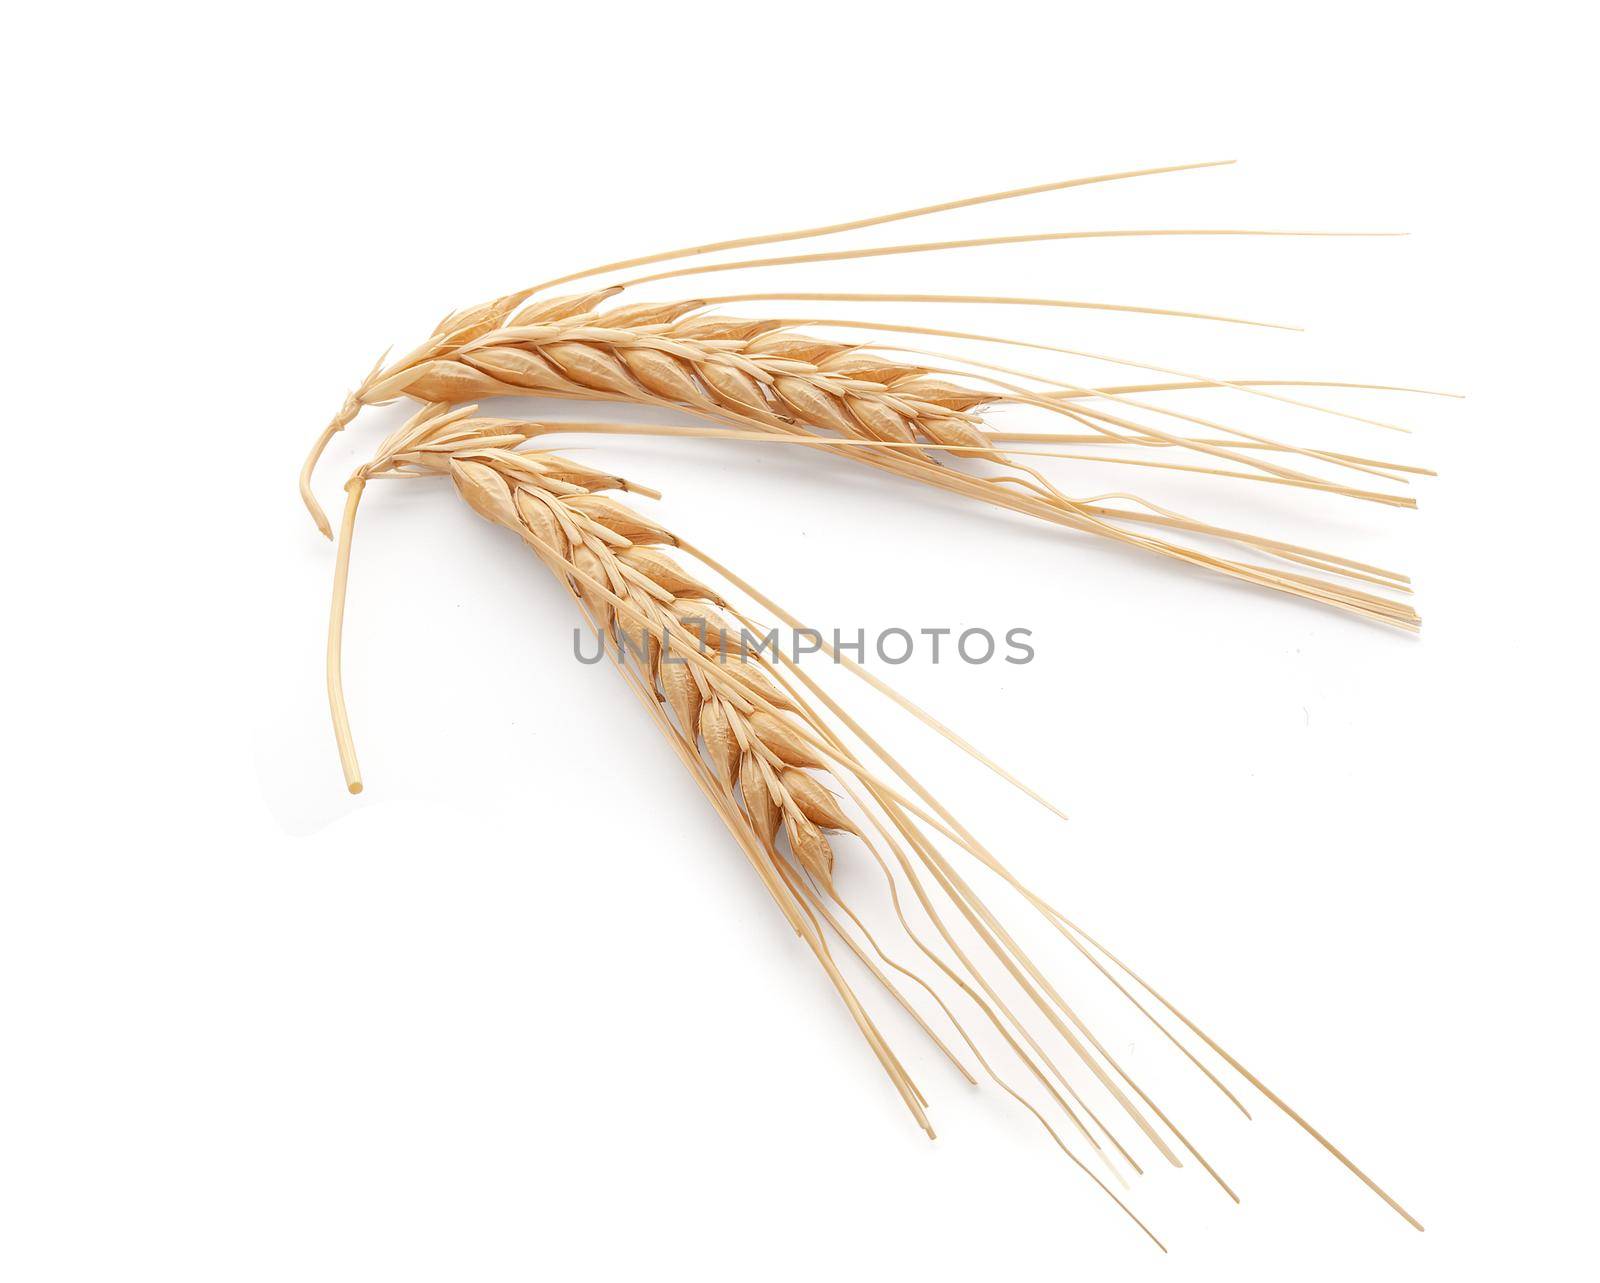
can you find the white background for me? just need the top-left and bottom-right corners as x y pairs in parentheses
(3, 3), (1596, 1279)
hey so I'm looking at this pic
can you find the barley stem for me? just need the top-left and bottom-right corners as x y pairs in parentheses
(326, 477), (366, 794)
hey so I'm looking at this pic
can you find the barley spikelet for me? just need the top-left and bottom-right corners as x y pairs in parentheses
(318, 403), (1423, 1246)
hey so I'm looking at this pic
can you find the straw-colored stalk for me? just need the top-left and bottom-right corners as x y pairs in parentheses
(302, 160), (1440, 628)
(321, 403), (1423, 1247)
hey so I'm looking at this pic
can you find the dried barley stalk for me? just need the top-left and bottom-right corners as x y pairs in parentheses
(317, 403), (1423, 1248)
(303, 161), (1438, 628)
